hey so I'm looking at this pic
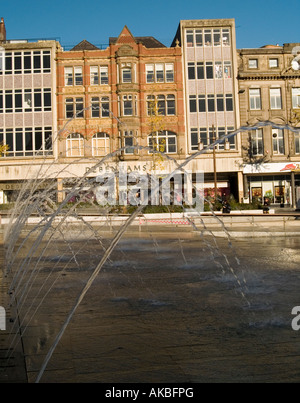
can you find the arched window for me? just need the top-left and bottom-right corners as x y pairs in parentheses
(66, 132), (84, 157)
(148, 131), (177, 154)
(92, 132), (110, 156)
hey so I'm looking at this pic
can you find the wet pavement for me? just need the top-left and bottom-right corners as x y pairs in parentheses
(1, 225), (300, 383)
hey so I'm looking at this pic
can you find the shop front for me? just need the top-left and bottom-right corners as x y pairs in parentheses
(243, 162), (300, 207)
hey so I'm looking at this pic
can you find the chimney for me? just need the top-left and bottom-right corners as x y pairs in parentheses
(0, 18), (6, 42)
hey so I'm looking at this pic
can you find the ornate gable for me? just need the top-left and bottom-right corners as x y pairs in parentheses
(115, 26), (136, 45)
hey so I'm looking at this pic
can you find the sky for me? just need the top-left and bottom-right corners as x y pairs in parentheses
(1, 0), (299, 49)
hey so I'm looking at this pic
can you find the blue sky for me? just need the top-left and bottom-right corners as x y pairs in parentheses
(1, 0), (299, 49)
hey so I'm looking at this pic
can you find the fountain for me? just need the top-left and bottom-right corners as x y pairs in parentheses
(1, 119), (300, 383)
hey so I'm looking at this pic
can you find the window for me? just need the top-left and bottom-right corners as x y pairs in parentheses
(190, 61), (231, 80)
(186, 28), (230, 47)
(33, 51), (41, 73)
(195, 30), (203, 47)
(34, 89), (42, 111)
(90, 66), (99, 85)
(76, 98), (84, 117)
(101, 97), (110, 117)
(272, 129), (284, 154)
(204, 30), (212, 46)
(225, 94), (233, 111)
(198, 95), (206, 112)
(146, 65), (154, 83)
(14, 52), (22, 74)
(249, 88), (261, 110)
(65, 97), (84, 118)
(74, 66), (83, 85)
(100, 66), (108, 84)
(166, 95), (175, 115)
(92, 132), (110, 156)
(250, 129), (263, 155)
(216, 94), (224, 111)
(120, 130), (135, 154)
(197, 62), (204, 79)
(24, 52), (31, 74)
(145, 63), (174, 83)
(222, 29), (230, 46)
(215, 61), (222, 79)
(191, 126), (235, 152)
(123, 95), (133, 116)
(186, 30), (194, 47)
(0, 88), (51, 113)
(65, 66), (83, 86)
(5, 52), (12, 74)
(270, 88), (282, 109)
(66, 133), (84, 157)
(206, 62), (213, 79)
(43, 51), (51, 73)
(207, 94), (215, 112)
(269, 58), (279, 68)
(224, 61), (231, 78)
(148, 131), (176, 154)
(213, 29), (221, 46)
(249, 59), (258, 69)
(166, 64), (174, 82)
(65, 98), (73, 118)
(65, 67), (73, 86)
(292, 88), (300, 109)
(91, 97), (100, 118)
(295, 133), (300, 154)
(188, 62), (195, 80)
(124, 136), (134, 154)
(1, 126), (52, 157)
(0, 50), (50, 75)
(91, 97), (110, 117)
(147, 94), (176, 116)
(156, 64), (164, 82)
(189, 95), (197, 113)
(122, 68), (132, 83)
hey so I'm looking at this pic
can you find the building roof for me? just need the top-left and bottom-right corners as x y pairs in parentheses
(109, 35), (166, 48)
(70, 39), (100, 51)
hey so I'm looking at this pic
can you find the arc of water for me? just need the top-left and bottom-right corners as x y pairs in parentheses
(4, 118), (299, 381)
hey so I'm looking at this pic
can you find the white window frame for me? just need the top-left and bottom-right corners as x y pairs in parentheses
(148, 131), (177, 154)
(292, 88), (300, 109)
(100, 66), (108, 85)
(90, 66), (99, 85)
(270, 88), (282, 110)
(272, 129), (284, 154)
(249, 88), (261, 110)
(250, 129), (264, 155)
(92, 132), (110, 156)
(66, 133), (84, 157)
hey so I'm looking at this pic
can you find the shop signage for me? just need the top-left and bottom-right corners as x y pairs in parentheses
(243, 162), (300, 174)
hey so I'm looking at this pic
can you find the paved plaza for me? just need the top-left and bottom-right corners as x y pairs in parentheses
(1, 220), (300, 383)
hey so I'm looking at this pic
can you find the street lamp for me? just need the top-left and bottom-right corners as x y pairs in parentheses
(212, 124), (218, 206)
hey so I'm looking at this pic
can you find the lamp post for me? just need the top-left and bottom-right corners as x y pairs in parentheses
(212, 124), (218, 206)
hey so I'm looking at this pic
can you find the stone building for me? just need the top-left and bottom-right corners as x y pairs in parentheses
(237, 43), (300, 207)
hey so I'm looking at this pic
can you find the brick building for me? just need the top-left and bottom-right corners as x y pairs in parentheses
(56, 25), (184, 202)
